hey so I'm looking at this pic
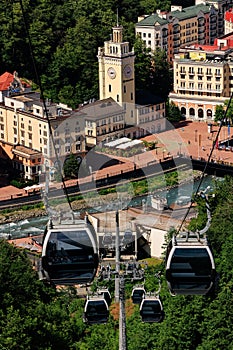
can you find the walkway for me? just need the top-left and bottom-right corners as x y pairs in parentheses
(0, 120), (232, 202)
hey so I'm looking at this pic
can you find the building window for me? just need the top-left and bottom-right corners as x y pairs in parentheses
(117, 94), (119, 102)
(109, 85), (111, 92)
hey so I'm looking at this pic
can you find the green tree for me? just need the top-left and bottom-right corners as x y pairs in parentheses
(214, 104), (225, 122)
(134, 36), (152, 92)
(166, 100), (182, 122)
(63, 153), (80, 179)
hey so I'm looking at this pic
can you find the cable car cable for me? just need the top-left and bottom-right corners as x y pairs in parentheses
(18, 0), (72, 211)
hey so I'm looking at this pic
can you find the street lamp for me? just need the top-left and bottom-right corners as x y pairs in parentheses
(162, 149), (166, 160)
(195, 129), (197, 142)
(178, 142), (182, 156)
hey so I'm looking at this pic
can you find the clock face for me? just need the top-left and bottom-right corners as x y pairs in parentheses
(124, 65), (132, 78)
(107, 67), (116, 79)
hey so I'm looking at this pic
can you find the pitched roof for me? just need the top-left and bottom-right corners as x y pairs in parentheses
(136, 14), (168, 26)
(0, 72), (14, 91)
(170, 4), (211, 21)
(0, 71), (31, 91)
(80, 97), (125, 120)
(136, 3), (212, 27)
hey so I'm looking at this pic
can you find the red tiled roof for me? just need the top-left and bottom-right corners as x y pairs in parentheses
(0, 71), (14, 91)
(0, 71), (31, 91)
(225, 9), (233, 22)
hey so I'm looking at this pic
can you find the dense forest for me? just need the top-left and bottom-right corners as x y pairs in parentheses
(0, 0), (176, 108)
(0, 176), (233, 349)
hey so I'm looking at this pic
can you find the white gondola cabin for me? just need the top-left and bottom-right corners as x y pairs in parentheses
(165, 235), (216, 296)
(97, 287), (112, 306)
(131, 285), (146, 304)
(41, 215), (98, 285)
(140, 294), (164, 323)
(83, 295), (109, 324)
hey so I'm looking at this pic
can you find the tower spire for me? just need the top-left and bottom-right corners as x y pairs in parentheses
(117, 8), (119, 27)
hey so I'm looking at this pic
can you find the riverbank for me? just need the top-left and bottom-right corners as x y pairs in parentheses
(0, 169), (204, 225)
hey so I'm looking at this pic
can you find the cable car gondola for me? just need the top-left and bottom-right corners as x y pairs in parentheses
(41, 214), (98, 285)
(83, 294), (109, 325)
(140, 294), (164, 323)
(97, 287), (112, 306)
(165, 191), (216, 296)
(121, 229), (133, 246)
(131, 285), (146, 304)
(165, 234), (215, 296)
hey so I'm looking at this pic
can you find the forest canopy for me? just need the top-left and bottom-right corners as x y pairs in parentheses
(0, 0), (172, 108)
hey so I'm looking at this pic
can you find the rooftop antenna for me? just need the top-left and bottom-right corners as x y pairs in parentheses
(117, 8), (119, 27)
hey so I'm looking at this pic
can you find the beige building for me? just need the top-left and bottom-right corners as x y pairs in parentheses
(169, 33), (233, 120)
(98, 25), (135, 106)
(83, 97), (126, 148)
(97, 24), (166, 139)
(0, 84), (76, 180)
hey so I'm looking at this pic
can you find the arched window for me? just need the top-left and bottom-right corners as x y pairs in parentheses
(181, 107), (186, 116)
(189, 108), (195, 116)
(198, 108), (204, 118)
(207, 109), (212, 118)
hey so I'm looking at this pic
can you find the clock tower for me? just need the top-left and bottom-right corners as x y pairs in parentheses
(98, 25), (135, 105)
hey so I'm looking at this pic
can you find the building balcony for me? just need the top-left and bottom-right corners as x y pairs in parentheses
(177, 86), (223, 93)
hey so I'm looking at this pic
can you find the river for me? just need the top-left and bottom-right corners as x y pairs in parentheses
(0, 175), (220, 239)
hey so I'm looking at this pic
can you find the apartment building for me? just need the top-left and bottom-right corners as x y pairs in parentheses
(135, 0), (231, 64)
(169, 33), (233, 120)
(82, 97), (126, 149)
(0, 72), (80, 180)
(225, 8), (233, 34)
